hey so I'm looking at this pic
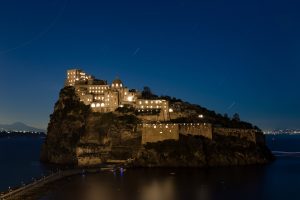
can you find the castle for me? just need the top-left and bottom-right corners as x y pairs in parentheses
(65, 69), (170, 121)
(65, 69), (262, 153)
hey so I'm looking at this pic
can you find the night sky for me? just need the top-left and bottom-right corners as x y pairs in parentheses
(0, 0), (299, 130)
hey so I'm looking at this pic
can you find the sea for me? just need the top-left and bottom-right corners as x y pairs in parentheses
(0, 134), (300, 200)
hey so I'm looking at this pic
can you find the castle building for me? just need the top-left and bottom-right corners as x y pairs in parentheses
(65, 69), (170, 120)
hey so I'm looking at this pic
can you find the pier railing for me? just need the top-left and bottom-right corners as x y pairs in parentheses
(0, 169), (83, 200)
(0, 161), (126, 200)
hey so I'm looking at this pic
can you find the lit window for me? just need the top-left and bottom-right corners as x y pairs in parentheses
(127, 96), (133, 102)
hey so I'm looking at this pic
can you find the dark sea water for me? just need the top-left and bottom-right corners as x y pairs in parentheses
(1, 135), (300, 200)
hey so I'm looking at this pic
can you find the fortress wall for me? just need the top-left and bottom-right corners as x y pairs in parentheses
(179, 123), (213, 139)
(76, 146), (108, 157)
(137, 111), (170, 122)
(77, 156), (102, 167)
(170, 112), (188, 120)
(138, 124), (179, 144)
(213, 127), (259, 143)
(137, 115), (159, 122)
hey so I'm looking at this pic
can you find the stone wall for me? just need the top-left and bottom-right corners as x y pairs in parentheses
(213, 127), (262, 143)
(76, 145), (110, 166)
(137, 110), (170, 122)
(179, 123), (213, 139)
(77, 156), (102, 167)
(139, 123), (213, 144)
(138, 124), (179, 144)
(137, 115), (160, 122)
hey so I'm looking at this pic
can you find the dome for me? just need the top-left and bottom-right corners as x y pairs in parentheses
(112, 78), (123, 88)
(112, 78), (123, 85)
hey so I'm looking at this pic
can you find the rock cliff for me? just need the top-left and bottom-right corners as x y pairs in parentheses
(41, 87), (274, 167)
(40, 87), (90, 164)
(131, 134), (273, 167)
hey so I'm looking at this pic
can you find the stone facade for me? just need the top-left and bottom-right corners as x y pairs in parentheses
(138, 123), (261, 145)
(138, 123), (213, 144)
(65, 69), (170, 120)
(179, 123), (213, 139)
(77, 156), (102, 167)
(138, 123), (179, 144)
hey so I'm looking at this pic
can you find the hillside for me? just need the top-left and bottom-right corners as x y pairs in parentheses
(0, 122), (45, 132)
(40, 86), (274, 167)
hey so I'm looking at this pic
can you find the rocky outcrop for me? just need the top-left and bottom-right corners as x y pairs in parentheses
(41, 87), (141, 165)
(131, 134), (274, 167)
(41, 87), (273, 167)
(40, 87), (90, 165)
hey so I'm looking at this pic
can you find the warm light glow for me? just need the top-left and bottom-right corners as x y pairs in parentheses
(127, 96), (133, 102)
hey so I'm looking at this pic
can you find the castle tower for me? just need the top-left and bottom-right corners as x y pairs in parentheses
(111, 78), (123, 89)
(65, 69), (90, 86)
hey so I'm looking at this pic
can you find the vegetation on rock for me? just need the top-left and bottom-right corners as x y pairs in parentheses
(41, 86), (273, 167)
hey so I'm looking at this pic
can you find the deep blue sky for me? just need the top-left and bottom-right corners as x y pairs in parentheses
(0, 0), (299, 130)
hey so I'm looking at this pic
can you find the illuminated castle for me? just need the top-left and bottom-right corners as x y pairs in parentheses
(65, 69), (170, 120)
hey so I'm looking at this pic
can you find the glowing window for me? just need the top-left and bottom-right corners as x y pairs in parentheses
(127, 96), (133, 102)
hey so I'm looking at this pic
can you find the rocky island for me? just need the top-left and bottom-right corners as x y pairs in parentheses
(41, 69), (273, 167)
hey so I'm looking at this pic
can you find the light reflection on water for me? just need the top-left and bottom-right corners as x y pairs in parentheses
(40, 166), (272, 200)
(1, 135), (300, 200)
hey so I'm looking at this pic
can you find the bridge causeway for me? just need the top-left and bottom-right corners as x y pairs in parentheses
(0, 165), (121, 200)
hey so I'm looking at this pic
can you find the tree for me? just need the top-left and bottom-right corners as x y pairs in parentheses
(142, 86), (157, 99)
(224, 113), (229, 119)
(233, 113), (240, 122)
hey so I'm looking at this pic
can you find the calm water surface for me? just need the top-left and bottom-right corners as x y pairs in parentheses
(0, 135), (300, 200)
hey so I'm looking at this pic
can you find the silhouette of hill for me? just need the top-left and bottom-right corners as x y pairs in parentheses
(0, 122), (45, 132)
